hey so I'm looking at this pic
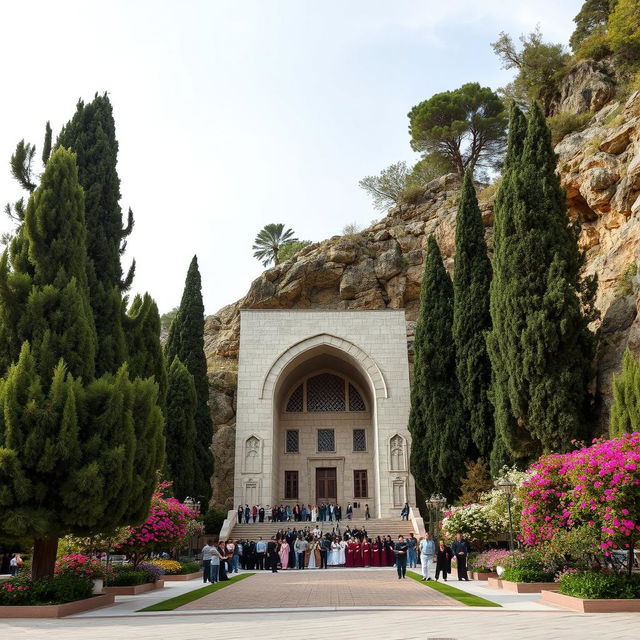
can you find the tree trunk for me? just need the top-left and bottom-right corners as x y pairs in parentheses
(31, 536), (59, 580)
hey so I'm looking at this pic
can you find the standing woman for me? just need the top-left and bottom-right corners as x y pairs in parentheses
(278, 535), (289, 569)
(353, 538), (363, 568)
(345, 538), (355, 567)
(371, 537), (380, 567)
(435, 539), (453, 581)
(362, 537), (371, 567)
(217, 542), (229, 581)
(311, 505), (318, 522)
(338, 537), (347, 566)
(385, 536), (396, 567)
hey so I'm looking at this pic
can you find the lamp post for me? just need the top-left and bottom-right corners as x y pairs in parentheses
(495, 477), (516, 551)
(183, 497), (201, 559)
(425, 493), (447, 542)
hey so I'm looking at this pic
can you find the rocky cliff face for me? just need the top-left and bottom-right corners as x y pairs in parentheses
(204, 89), (640, 512)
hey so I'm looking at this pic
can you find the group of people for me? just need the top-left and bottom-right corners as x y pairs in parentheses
(205, 529), (473, 582)
(238, 502), (371, 523)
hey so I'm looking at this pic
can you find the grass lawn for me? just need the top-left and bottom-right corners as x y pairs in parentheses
(138, 573), (254, 612)
(407, 571), (501, 607)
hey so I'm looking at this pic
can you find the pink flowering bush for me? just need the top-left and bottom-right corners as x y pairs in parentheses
(55, 554), (105, 580)
(468, 549), (512, 573)
(117, 482), (199, 566)
(520, 433), (640, 558)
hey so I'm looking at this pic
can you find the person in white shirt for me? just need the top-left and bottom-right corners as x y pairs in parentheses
(419, 533), (436, 581)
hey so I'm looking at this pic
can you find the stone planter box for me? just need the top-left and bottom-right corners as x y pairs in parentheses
(471, 571), (498, 581)
(103, 579), (164, 595)
(541, 589), (640, 613)
(487, 577), (559, 593)
(0, 594), (115, 618)
(163, 571), (203, 581)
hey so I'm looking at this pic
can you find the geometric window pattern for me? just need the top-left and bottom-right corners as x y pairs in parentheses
(348, 383), (366, 411)
(286, 429), (299, 453)
(317, 428), (335, 452)
(286, 384), (303, 412)
(390, 434), (405, 471)
(307, 373), (345, 412)
(353, 428), (366, 452)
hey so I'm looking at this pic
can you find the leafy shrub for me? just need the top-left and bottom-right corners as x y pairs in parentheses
(277, 240), (312, 263)
(468, 549), (512, 573)
(203, 508), (226, 534)
(0, 575), (92, 606)
(55, 554), (105, 580)
(501, 550), (558, 583)
(575, 31), (611, 61)
(107, 566), (149, 587)
(399, 184), (425, 205)
(560, 570), (640, 599)
(547, 112), (593, 145)
(179, 562), (201, 574)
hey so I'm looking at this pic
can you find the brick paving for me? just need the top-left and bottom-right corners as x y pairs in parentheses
(180, 568), (460, 610)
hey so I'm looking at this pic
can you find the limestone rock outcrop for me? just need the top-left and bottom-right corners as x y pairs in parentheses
(205, 89), (640, 511)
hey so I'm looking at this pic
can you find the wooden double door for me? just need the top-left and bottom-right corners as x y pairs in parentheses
(316, 467), (337, 502)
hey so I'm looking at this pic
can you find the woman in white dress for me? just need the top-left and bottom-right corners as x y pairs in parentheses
(338, 538), (347, 566)
(308, 539), (318, 569)
(329, 539), (340, 566)
(311, 505), (318, 522)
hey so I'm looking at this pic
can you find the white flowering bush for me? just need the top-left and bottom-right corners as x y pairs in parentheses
(441, 503), (501, 544)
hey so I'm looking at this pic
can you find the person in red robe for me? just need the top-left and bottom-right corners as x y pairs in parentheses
(372, 538), (380, 567)
(345, 540), (356, 568)
(354, 539), (362, 567)
(385, 536), (395, 566)
(362, 538), (371, 567)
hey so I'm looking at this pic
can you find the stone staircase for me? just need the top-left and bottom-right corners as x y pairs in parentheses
(227, 518), (420, 540)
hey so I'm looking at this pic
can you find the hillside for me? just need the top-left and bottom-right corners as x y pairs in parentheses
(204, 88), (640, 511)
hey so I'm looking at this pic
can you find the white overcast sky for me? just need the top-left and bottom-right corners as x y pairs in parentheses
(0, 0), (580, 315)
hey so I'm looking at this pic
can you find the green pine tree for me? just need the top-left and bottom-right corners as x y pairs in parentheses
(610, 349), (640, 437)
(56, 94), (133, 375)
(453, 170), (493, 459)
(0, 147), (164, 579)
(487, 103), (595, 465)
(165, 256), (213, 504)
(125, 293), (168, 415)
(166, 357), (198, 500)
(408, 235), (468, 501)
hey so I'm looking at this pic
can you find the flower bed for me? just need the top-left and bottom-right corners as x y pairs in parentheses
(487, 577), (559, 593)
(162, 572), (202, 581)
(103, 580), (164, 596)
(540, 589), (640, 612)
(0, 594), (114, 618)
(468, 549), (511, 576)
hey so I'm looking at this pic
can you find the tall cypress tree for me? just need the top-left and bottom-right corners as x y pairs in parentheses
(0, 148), (164, 578)
(125, 293), (168, 415)
(487, 103), (595, 464)
(165, 256), (213, 504)
(453, 170), (493, 459)
(56, 94), (134, 376)
(166, 357), (198, 501)
(610, 349), (640, 437)
(408, 235), (468, 501)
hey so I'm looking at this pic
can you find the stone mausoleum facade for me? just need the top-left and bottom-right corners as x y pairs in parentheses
(234, 310), (416, 518)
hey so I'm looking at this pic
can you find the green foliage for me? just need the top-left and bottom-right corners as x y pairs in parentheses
(165, 357), (198, 501)
(178, 561), (201, 574)
(0, 147), (165, 579)
(0, 574), (92, 606)
(615, 262), (638, 296)
(608, 0), (640, 69)
(359, 161), (411, 210)
(125, 294), (168, 414)
(560, 570), (640, 598)
(570, 0), (613, 53)
(160, 307), (179, 336)
(399, 184), (427, 205)
(42, 121), (52, 165)
(501, 549), (558, 583)
(408, 236), (468, 501)
(408, 82), (507, 177)
(486, 103), (595, 462)
(409, 152), (454, 184)
(491, 28), (570, 108)
(252, 223), (298, 267)
(610, 349), (640, 436)
(57, 94), (134, 376)
(458, 459), (493, 505)
(453, 171), (494, 458)
(165, 256), (213, 504)
(575, 31), (612, 60)
(10, 140), (37, 193)
(546, 112), (593, 145)
(277, 240), (312, 262)
(107, 566), (149, 586)
(203, 508), (227, 534)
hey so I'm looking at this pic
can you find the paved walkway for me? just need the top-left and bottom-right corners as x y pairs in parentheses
(180, 569), (460, 610)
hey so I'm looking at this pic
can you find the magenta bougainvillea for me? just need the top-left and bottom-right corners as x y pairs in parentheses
(520, 433), (640, 554)
(117, 482), (198, 564)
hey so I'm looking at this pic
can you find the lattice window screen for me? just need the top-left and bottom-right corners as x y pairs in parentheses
(317, 428), (335, 452)
(286, 384), (304, 412)
(348, 384), (366, 411)
(307, 374), (345, 412)
(353, 429), (366, 452)
(285, 429), (299, 453)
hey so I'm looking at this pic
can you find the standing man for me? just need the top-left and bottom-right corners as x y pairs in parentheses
(294, 535), (308, 569)
(244, 504), (250, 524)
(364, 504), (370, 520)
(419, 533), (435, 581)
(319, 535), (330, 569)
(237, 505), (244, 524)
(259, 505), (265, 523)
(400, 503), (410, 520)
(451, 533), (471, 581)
(201, 539), (215, 583)
(407, 533), (418, 569)
(394, 534), (408, 579)
(346, 503), (353, 520)
(256, 537), (267, 570)
(267, 537), (279, 573)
